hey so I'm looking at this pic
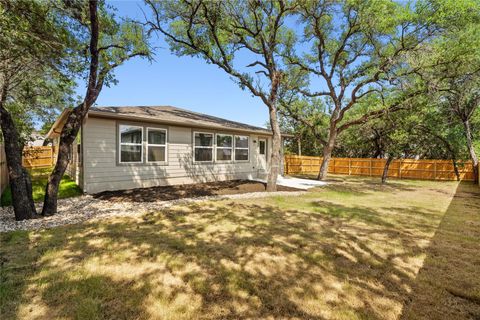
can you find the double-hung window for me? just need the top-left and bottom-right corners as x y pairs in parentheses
(119, 125), (143, 163)
(194, 132), (213, 162)
(216, 134), (233, 161)
(234, 135), (249, 161)
(147, 128), (167, 162)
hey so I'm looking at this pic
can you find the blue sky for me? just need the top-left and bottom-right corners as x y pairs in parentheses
(83, 0), (269, 128)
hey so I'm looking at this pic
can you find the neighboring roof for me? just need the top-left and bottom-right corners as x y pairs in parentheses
(27, 132), (46, 146)
(89, 106), (274, 135)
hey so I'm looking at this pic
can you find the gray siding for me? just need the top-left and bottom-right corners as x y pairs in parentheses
(82, 116), (270, 193)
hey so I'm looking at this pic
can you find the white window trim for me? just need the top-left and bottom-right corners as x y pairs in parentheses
(146, 127), (168, 163)
(215, 133), (233, 162)
(193, 131), (214, 163)
(119, 125), (143, 164)
(234, 135), (250, 162)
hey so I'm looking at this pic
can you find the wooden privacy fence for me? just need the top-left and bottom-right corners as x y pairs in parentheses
(22, 146), (56, 169)
(284, 155), (475, 181)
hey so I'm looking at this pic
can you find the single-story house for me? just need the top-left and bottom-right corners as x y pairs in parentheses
(47, 106), (288, 194)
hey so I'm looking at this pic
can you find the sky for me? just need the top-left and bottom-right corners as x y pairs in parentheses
(80, 0), (270, 128)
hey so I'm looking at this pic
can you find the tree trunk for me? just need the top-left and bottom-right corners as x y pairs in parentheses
(452, 159), (460, 181)
(382, 156), (393, 184)
(372, 130), (383, 158)
(463, 119), (479, 184)
(0, 106), (36, 220)
(267, 104), (281, 192)
(42, 0), (100, 215)
(42, 109), (83, 215)
(318, 127), (337, 180)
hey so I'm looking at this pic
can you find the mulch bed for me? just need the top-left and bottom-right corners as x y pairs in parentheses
(93, 180), (301, 203)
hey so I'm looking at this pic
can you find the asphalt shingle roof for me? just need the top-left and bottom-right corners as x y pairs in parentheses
(90, 106), (272, 135)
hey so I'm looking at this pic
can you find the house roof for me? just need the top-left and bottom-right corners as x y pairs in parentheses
(89, 106), (274, 135)
(47, 106), (293, 139)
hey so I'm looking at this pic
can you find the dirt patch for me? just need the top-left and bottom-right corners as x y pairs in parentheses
(92, 180), (301, 202)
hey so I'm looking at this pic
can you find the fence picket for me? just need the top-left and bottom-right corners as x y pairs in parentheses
(284, 155), (474, 181)
(22, 146), (55, 169)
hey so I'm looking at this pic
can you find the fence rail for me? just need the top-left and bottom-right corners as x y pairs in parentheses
(284, 155), (475, 181)
(22, 146), (55, 169)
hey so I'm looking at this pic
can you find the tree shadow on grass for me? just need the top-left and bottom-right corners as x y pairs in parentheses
(292, 174), (418, 194)
(1, 195), (452, 319)
(400, 182), (480, 320)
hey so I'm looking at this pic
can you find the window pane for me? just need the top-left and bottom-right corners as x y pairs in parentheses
(120, 126), (142, 144)
(195, 133), (213, 147)
(217, 135), (232, 147)
(148, 146), (166, 162)
(235, 149), (249, 161)
(121, 145), (142, 162)
(235, 136), (249, 148)
(216, 148), (232, 161)
(259, 140), (266, 155)
(148, 129), (166, 145)
(195, 148), (213, 162)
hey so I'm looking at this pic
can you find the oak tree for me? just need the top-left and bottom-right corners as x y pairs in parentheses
(145, 0), (297, 191)
(42, 0), (151, 215)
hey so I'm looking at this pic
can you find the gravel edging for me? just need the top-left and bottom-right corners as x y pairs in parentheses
(0, 190), (307, 233)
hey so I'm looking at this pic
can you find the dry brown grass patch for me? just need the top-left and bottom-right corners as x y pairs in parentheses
(1, 177), (478, 319)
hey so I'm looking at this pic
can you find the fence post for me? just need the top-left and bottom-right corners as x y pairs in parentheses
(282, 155), (473, 181)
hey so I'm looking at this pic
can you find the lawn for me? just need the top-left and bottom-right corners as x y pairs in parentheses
(1, 168), (82, 206)
(1, 176), (479, 319)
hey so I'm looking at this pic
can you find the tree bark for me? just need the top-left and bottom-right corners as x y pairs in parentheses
(267, 104), (281, 192)
(463, 119), (479, 184)
(452, 159), (460, 181)
(0, 105), (36, 220)
(372, 129), (383, 158)
(382, 156), (393, 184)
(318, 126), (337, 180)
(42, 0), (100, 215)
(42, 106), (87, 215)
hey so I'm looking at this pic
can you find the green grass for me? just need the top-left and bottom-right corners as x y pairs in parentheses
(0, 168), (82, 206)
(1, 176), (479, 319)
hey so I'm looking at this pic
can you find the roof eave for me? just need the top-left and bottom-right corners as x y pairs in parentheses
(46, 108), (72, 139)
(88, 110), (279, 136)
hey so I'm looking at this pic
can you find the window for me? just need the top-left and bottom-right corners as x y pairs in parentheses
(194, 132), (213, 162)
(216, 134), (233, 161)
(119, 125), (143, 163)
(147, 128), (167, 162)
(259, 139), (266, 156)
(234, 135), (249, 161)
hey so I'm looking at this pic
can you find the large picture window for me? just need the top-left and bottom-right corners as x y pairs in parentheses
(119, 125), (143, 163)
(216, 134), (233, 161)
(194, 132), (213, 162)
(147, 128), (167, 162)
(234, 135), (249, 161)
